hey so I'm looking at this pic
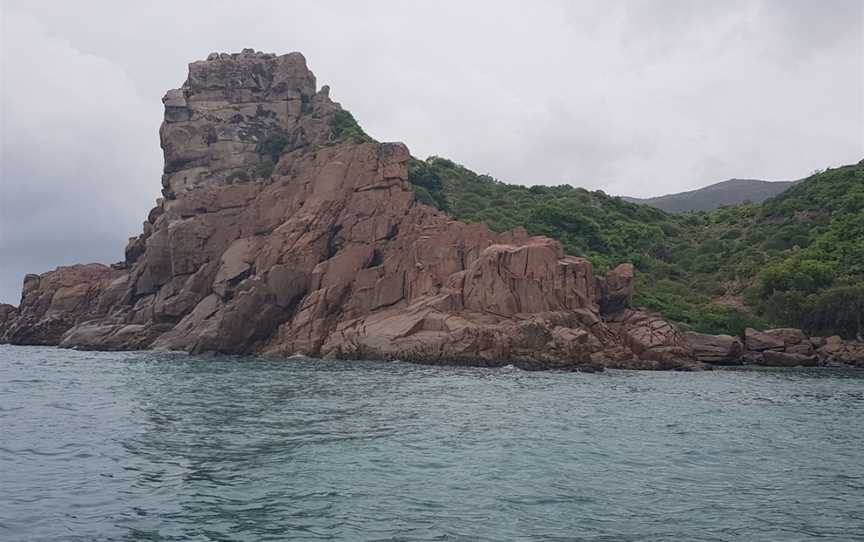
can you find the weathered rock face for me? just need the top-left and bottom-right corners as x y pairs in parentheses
(684, 332), (743, 365)
(0, 51), (703, 370)
(761, 350), (819, 367)
(159, 49), (339, 198)
(0, 304), (18, 332)
(1, 264), (128, 346)
(684, 327), (863, 368)
(818, 336), (864, 367)
(744, 328), (786, 352)
(597, 263), (634, 315)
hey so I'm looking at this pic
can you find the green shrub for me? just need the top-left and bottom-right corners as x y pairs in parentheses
(757, 259), (835, 296)
(256, 132), (289, 163)
(689, 305), (767, 337)
(407, 159), (448, 210)
(331, 110), (373, 143)
(412, 185), (437, 207)
(801, 285), (864, 339)
(254, 159), (275, 179)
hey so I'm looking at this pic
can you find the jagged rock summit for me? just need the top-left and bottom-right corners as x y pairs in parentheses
(0, 51), (701, 370)
(159, 49), (337, 198)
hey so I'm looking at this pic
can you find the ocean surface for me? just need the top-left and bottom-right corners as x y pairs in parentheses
(1, 346), (863, 541)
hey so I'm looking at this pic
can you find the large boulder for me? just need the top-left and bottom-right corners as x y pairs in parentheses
(763, 328), (807, 347)
(1, 264), (127, 345)
(0, 304), (18, 339)
(761, 350), (819, 367)
(461, 239), (596, 316)
(785, 343), (815, 356)
(684, 332), (743, 364)
(744, 328), (785, 352)
(605, 310), (699, 370)
(597, 263), (634, 315)
(740, 350), (764, 365)
(818, 336), (864, 367)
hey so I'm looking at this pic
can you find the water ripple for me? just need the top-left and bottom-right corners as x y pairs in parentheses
(1, 345), (863, 541)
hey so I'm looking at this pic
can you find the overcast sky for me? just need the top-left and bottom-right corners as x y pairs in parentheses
(1, 1), (862, 304)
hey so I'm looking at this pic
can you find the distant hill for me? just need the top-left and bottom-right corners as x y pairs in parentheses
(623, 178), (796, 213)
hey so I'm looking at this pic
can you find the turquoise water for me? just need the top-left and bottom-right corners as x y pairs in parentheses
(1, 346), (863, 541)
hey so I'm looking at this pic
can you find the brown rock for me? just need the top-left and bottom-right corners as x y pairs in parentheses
(744, 328), (785, 352)
(461, 239), (595, 316)
(809, 336), (826, 348)
(1, 51), (701, 371)
(0, 304), (18, 338)
(817, 336), (864, 367)
(605, 310), (699, 369)
(0, 303), (17, 321)
(2, 264), (127, 345)
(763, 328), (807, 347)
(684, 332), (743, 364)
(159, 51), (339, 198)
(740, 351), (764, 365)
(761, 350), (819, 367)
(597, 263), (634, 315)
(821, 335), (844, 354)
(785, 343), (814, 356)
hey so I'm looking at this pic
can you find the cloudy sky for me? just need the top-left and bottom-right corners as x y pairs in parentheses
(1, 1), (862, 304)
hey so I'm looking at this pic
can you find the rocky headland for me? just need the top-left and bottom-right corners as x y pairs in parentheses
(1, 50), (861, 370)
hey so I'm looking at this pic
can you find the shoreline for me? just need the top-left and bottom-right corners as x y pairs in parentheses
(2, 343), (860, 372)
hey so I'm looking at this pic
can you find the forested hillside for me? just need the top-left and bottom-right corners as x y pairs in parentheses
(407, 155), (864, 340)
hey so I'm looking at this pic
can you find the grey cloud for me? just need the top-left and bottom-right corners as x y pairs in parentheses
(1, 0), (862, 303)
(1, 13), (161, 302)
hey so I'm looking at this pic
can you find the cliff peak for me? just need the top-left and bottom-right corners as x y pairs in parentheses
(160, 50), (341, 198)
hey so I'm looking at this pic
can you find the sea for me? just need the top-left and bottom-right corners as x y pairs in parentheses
(1, 345), (862, 541)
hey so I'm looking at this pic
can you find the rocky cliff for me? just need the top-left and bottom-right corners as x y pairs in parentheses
(0, 50), (705, 370)
(685, 328), (864, 368)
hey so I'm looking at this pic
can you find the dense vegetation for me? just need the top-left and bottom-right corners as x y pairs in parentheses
(253, 131), (289, 178)
(407, 157), (673, 269)
(331, 110), (373, 144)
(407, 156), (864, 339)
(329, 109), (862, 339)
(741, 165), (864, 339)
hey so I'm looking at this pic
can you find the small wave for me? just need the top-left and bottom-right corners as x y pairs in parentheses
(1, 347), (863, 540)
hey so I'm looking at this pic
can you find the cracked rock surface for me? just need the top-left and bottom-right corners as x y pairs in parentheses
(0, 51), (703, 370)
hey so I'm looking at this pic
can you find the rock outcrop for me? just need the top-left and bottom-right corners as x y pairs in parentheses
(816, 335), (864, 367)
(684, 327), (863, 368)
(684, 332), (743, 365)
(0, 304), (18, 333)
(760, 350), (819, 367)
(744, 328), (786, 352)
(1, 264), (127, 346)
(159, 49), (337, 198)
(0, 50), (707, 370)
